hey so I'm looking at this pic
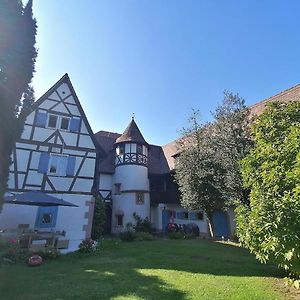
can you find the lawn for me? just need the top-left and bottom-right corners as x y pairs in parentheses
(0, 239), (292, 300)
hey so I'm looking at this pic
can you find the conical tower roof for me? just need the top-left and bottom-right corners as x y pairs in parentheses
(115, 118), (147, 145)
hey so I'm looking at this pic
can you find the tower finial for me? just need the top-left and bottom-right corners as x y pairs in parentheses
(132, 112), (135, 121)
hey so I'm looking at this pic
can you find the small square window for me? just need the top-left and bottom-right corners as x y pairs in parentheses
(60, 117), (70, 130)
(184, 212), (189, 219)
(48, 115), (58, 128)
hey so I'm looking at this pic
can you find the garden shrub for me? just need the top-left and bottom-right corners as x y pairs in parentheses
(78, 239), (97, 253)
(132, 213), (153, 233)
(237, 101), (300, 285)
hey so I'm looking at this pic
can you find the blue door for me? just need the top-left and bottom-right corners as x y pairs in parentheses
(35, 206), (58, 229)
(212, 211), (229, 237)
(162, 210), (172, 232)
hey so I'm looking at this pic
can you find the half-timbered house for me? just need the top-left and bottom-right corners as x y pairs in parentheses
(0, 74), (99, 252)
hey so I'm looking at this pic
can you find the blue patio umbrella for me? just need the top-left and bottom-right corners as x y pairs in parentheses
(3, 191), (78, 207)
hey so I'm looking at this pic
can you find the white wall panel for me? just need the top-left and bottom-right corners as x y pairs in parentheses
(39, 99), (58, 110)
(16, 149), (30, 172)
(48, 92), (60, 101)
(65, 104), (80, 116)
(25, 111), (35, 125)
(79, 158), (95, 177)
(21, 125), (32, 140)
(72, 178), (93, 192)
(26, 171), (43, 186)
(99, 174), (113, 190)
(56, 83), (71, 99)
(78, 135), (95, 149)
(60, 131), (77, 146)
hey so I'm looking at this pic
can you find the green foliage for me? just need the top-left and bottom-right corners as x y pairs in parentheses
(175, 92), (252, 235)
(0, 237), (30, 264)
(91, 195), (106, 240)
(132, 212), (153, 233)
(134, 232), (155, 241)
(0, 0), (37, 208)
(119, 224), (136, 242)
(236, 101), (300, 281)
(78, 239), (97, 253)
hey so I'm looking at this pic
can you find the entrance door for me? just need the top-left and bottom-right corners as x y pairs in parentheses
(162, 210), (172, 232)
(35, 206), (58, 229)
(212, 210), (229, 237)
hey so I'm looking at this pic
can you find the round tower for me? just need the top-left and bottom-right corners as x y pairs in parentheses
(112, 117), (150, 233)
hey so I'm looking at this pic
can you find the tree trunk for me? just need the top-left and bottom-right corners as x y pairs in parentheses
(206, 213), (214, 238)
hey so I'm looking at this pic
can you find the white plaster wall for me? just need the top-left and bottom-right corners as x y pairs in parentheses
(64, 96), (75, 105)
(7, 174), (15, 189)
(72, 178), (93, 193)
(51, 103), (69, 114)
(21, 125), (32, 140)
(30, 151), (41, 169)
(80, 123), (89, 134)
(78, 135), (95, 149)
(39, 99), (58, 110)
(25, 112), (35, 125)
(26, 171), (43, 186)
(18, 174), (25, 189)
(112, 193), (150, 233)
(63, 149), (86, 156)
(16, 143), (36, 150)
(56, 83), (71, 99)
(79, 158), (95, 177)
(48, 92), (60, 101)
(65, 104), (80, 116)
(0, 193), (94, 253)
(114, 165), (149, 191)
(33, 127), (54, 142)
(99, 174), (113, 190)
(0, 204), (38, 230)
(48, 177), (73, 191)
(154, 203), (208, 234)
(55, 194), (92, 252)
(16, 149), (30, 172)
(60, 131), (77, 146)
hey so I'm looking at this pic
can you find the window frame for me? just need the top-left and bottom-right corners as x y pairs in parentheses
(60, 116), (71, 131)
(47, 114), (59, 129)
(48, 154), (69, 177)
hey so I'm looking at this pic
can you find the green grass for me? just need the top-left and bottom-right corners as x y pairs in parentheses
(0, 239), (290, 300)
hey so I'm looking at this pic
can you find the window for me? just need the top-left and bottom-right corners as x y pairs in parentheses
(114, 183), (121, 195)
(116, 145), (125, 155)
(196, 212), (204, 220)
(117, 215), (123, 226)
(60, 117), (70, 130)
(136, 192), (144, 205)
(48, 114), (58, 128)
(41, 213), (52, 224)
(184, 212), (189, 219)
(137, 144), (143, 154)
(48, 154), (68, 176)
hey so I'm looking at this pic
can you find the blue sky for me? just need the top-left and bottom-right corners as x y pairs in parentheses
(32, 1), (300, 145)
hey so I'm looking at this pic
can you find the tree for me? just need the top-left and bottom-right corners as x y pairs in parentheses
(0, 0), (37, 208)
(236, 101), (300, 284)
(91, 194), (106, 240)
(175, 92), (252, 237)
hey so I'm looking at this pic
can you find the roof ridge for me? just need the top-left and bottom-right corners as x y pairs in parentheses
(250, 82), (300, 109)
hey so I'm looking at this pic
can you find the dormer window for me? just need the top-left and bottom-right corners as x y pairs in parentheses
(48, 114), (58, 128)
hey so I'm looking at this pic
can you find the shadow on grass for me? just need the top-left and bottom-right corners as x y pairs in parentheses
(0, 239), (286, 300)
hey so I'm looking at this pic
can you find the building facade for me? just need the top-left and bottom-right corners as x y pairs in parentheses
(0, 74), (99, 252)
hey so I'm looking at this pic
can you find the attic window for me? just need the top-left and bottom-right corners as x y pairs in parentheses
(48, 115), (58, 128)
(60, 117), (70, 130)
